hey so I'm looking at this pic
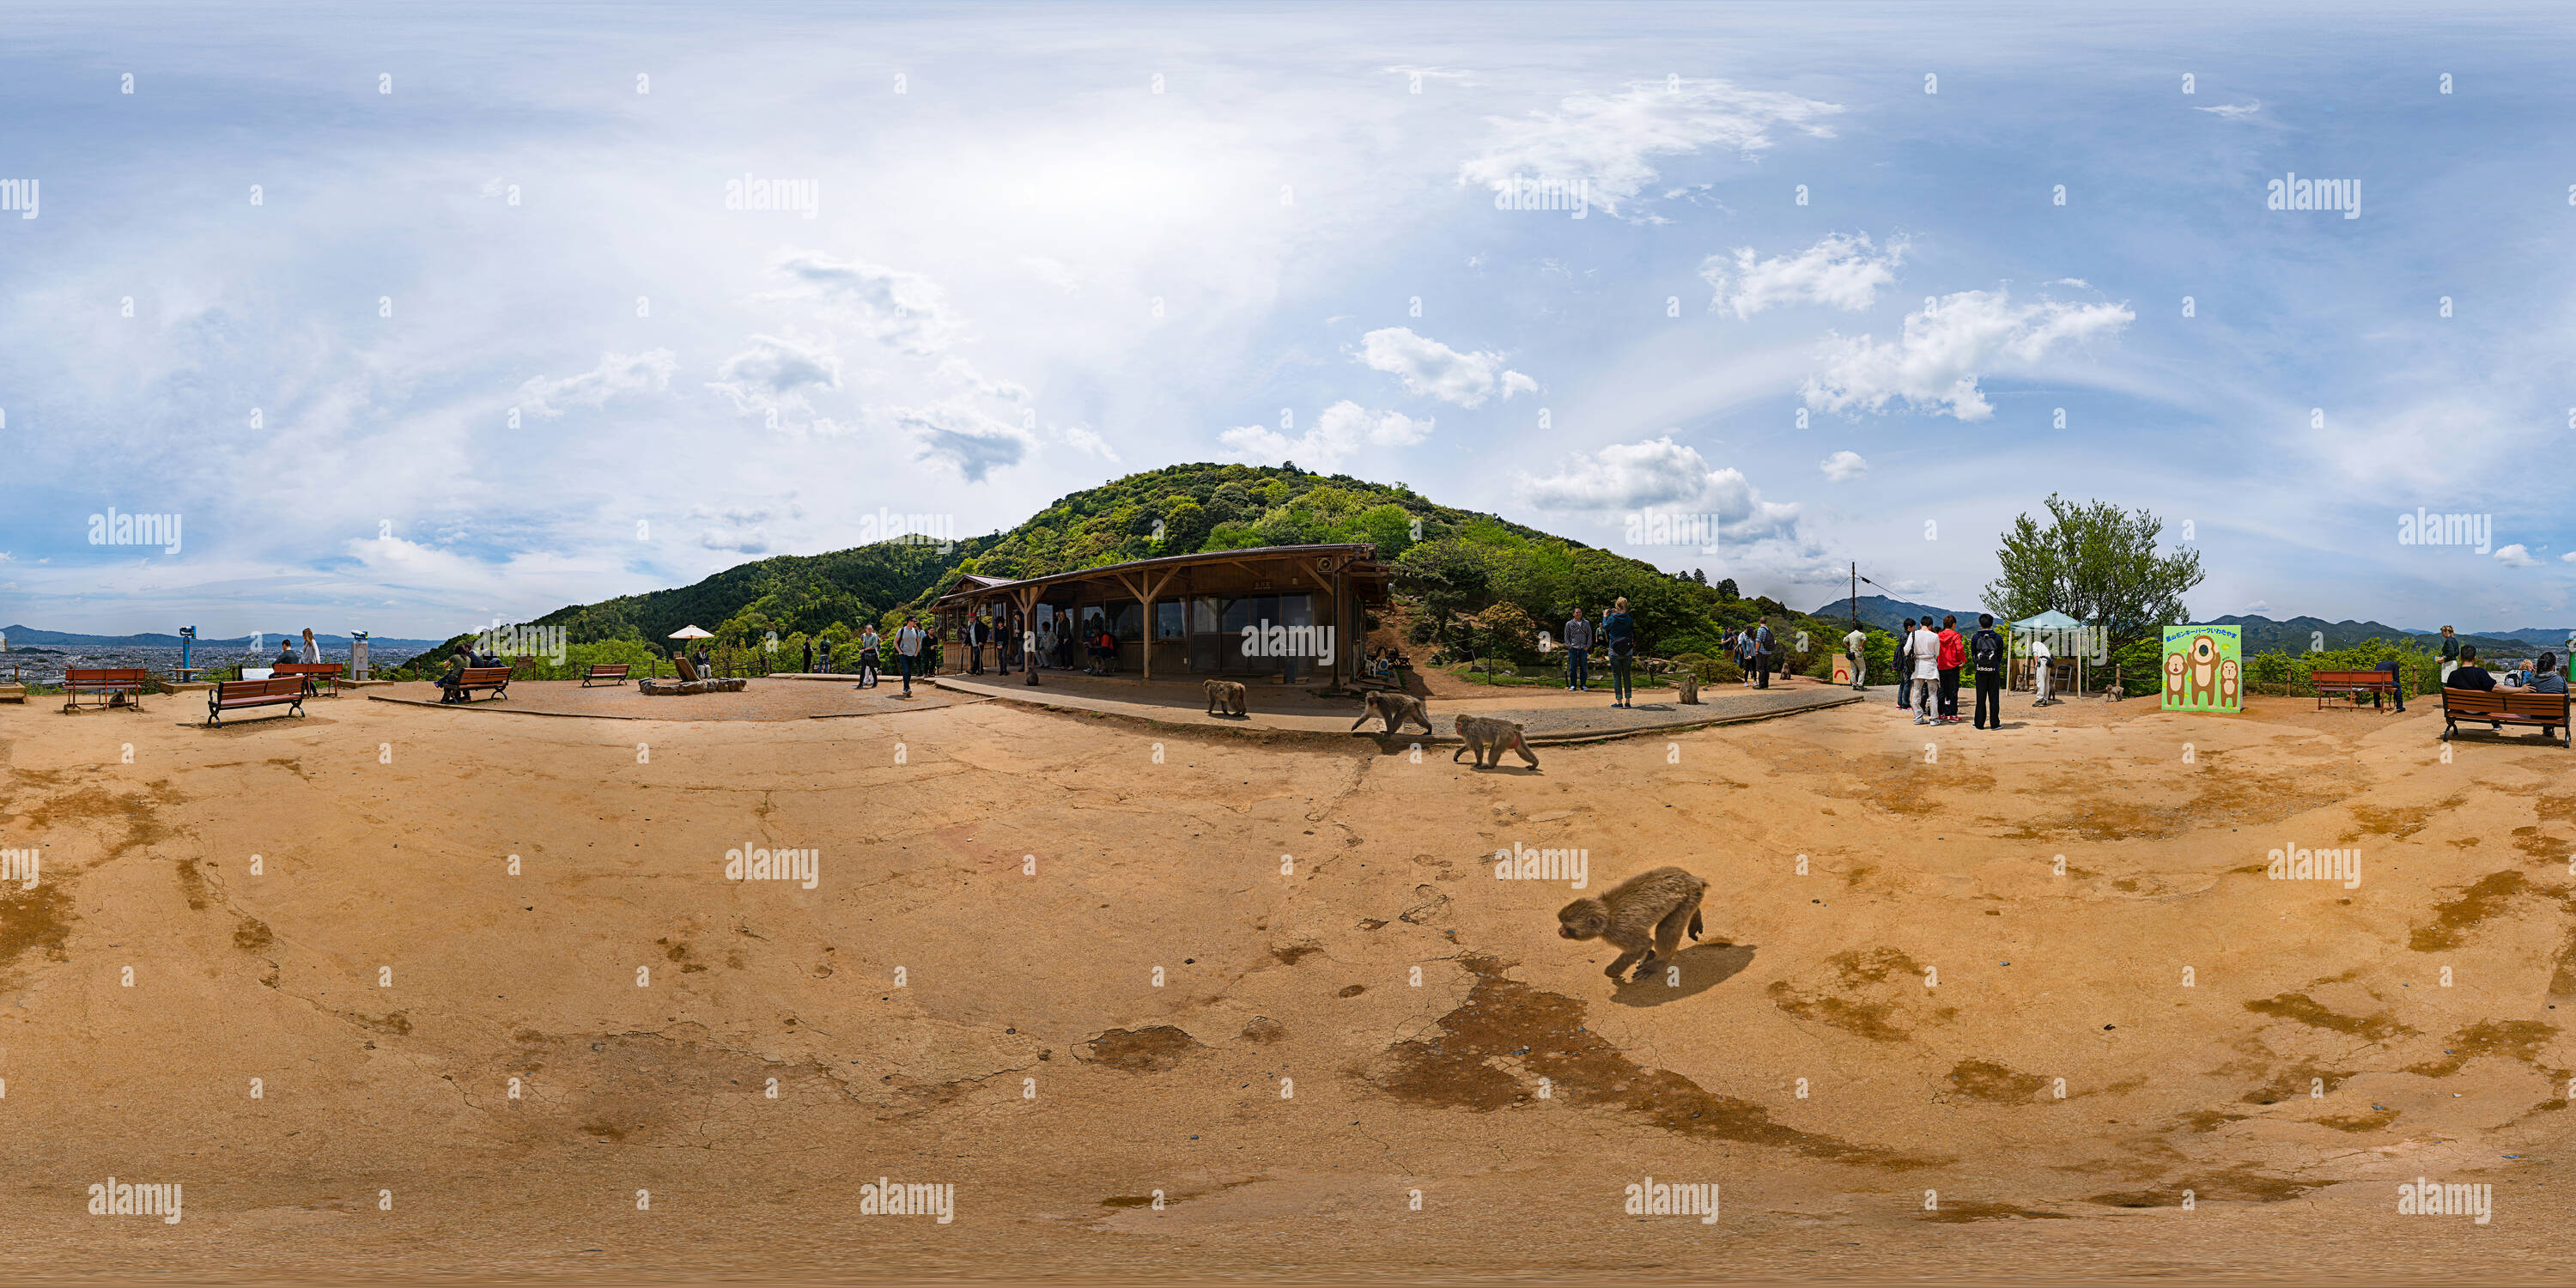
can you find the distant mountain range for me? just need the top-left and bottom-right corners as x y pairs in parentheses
(1804, 601), (2570, 658)
(0, 625), (447, 650)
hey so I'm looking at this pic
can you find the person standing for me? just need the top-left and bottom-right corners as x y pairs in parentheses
(802, 638), (814, 674)
(1935, 614), (1965, 724)
(1844, 623), (1868, 690)
(2438, 626), (2460, 685)
(894, 617), (924, 696)
(1910, 619), (1942, 725)
(301, 628), (322, 664)
(1895, 618), (1917, 708)
(1735, 626), (1757, 686)
(2031, 632), (2054, 705)
(966, 614), (985, 675)
(856, 625), (882, 689)
(1602, 597), (1637, 708)
(1752, 617), (1777, 690)
(1971, 613), (2006, 728)
(1561, 608), (1592, 691)
(818, 635), (835, 675)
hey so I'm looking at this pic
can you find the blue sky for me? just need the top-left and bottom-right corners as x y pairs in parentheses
(4, 0), (2574, 637)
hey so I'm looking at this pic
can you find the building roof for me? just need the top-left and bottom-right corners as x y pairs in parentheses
(933, 544), (1387, 607)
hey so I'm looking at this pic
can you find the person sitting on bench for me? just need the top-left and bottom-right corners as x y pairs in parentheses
(2504, 651), (2567, 740)
(272, 639), (300, 669)
(2502, 651), (2566, 695)
(2446, 646), (2501, 731)
(433, 649), (471, 702)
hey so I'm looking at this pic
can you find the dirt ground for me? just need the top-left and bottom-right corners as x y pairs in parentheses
(0, 684), (2568, 1283)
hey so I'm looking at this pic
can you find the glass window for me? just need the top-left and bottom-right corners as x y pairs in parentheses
(1108, 600), (1143, 641)
(1156, 601), (1186, 640)
(1191, 596), (1220, 634)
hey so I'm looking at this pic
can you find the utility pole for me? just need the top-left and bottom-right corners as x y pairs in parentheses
(1850, 562), (1858, 628)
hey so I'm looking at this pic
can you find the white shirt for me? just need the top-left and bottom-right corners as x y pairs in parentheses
(2032, 638), (2051, 662)
(1911, 628), (1942, 679)
(1844, 629), (1866, 654)
(302, 638), (322, 662)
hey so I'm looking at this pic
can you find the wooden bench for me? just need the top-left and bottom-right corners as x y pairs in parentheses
(444, 665), (512, 703)
(2439, 686), (2570, 747)
(206, 676), (306, 726)
(63, 667), (151, 713)
(2312, 668), (2398, 711)
(272, 661), (344, 697)
(582, 663), (632, 687)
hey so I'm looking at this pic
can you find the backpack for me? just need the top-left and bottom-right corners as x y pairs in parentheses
(1971, 630), (2003, 669)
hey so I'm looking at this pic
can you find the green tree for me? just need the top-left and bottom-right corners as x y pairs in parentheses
(1984, 494), (2205, 653)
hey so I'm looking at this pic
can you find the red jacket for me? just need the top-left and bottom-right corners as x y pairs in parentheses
(1936, 629), (1965, 671)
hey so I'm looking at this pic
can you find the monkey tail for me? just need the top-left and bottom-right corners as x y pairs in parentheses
(1688, 908), (1704, 940)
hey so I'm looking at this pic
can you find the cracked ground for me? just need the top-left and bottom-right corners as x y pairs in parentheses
(0, 690), (2569, 1281)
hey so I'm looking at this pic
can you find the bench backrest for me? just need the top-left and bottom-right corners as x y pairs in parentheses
(216, 677), (307, 701)
(588, 664), (630, 677)
(2312, 670), (2394, 685)
(459, 666), (513, 685)
(273, 662), (343, 677)
(2443, 686), (2568, 718)
(67, 668), (150, 687)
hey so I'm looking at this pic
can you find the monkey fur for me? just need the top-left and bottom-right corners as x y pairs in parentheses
(1349, 690), (1433, 736)
(1452, 714), (1539, 769)
(1203, 678), (1248, 717)
(1558, 866), (1709, 983)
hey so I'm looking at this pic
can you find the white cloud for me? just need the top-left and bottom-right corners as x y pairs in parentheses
(2245, 599), (2271, 612)
(935, 355), (1030, 403)
(514, 349), (677, 417)
(2561, 551), (2576, 564)
(1220, 400), (1431, 470)
(700, 526), (771, 554)
(1801, 289), (2134, 421)
(1701, 233), (1906, 319)
(1060, 422), (1120, 463)
(1354, 327), (1533, 407)
(1460, 79), (1842, 220)
(1384, 65), (1474, 84)
(1819, 450), (1867, 482)
(2195, 100), (2263, 119)
(761, 249), (969, 355)
(1516, 436), (1800, 538)
(707, 331), (845, 426)
(2495, 544), (2539, 568)
(1020, 256), (1084, 292)
(878, 398), (1038, 483)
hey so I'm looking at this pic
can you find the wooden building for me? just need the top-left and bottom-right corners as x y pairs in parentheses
(929, 544), (1390, 690)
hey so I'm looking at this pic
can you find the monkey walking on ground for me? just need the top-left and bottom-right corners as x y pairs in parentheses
(1451, 714), (1539, 769)
(1350, 690), (1433, 736)
(1558, 866), (1709, 983)
(1203, 678), (1248, 717)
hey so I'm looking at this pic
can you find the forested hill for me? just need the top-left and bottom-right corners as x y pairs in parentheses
(524, 464), (1518, 647)
(400, 461), (1843, 674)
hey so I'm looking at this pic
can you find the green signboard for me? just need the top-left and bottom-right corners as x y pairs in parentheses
(2161, 624), (2242, 713)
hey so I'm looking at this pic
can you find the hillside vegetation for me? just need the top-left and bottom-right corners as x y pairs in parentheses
(396, 464), (1884, 679)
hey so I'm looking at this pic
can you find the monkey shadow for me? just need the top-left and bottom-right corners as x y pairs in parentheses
(1206, 711), (1252, 720)
(1352, 731), (1440, 756)
(1609, 942), (1756, 1006)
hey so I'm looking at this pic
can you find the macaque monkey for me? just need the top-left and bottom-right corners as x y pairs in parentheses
(1203, 679), (1248, 717)
(1452, 715), (1538, 769)
(1674, 672), (1701, 704)
(1350, 690), (1432, 735)
(1558, 866), (1708, 982)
